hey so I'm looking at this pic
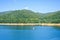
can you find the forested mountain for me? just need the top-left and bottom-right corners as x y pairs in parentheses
(0, 9), (60, 23)
(44, 11), (60, 23)
(0, 9), (42, 23)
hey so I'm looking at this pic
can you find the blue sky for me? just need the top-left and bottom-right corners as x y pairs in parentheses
(0, 0), (60, 13)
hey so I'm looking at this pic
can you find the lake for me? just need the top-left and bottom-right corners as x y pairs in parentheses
(0, 25), (60, 40)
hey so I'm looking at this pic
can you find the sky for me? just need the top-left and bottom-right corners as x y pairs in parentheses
(0, 0), (60, 13)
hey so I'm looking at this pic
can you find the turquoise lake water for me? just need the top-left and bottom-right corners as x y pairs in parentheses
(0, 25), (60, 40)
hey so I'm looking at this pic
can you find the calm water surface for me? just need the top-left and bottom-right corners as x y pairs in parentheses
(0, 25), (60, 40)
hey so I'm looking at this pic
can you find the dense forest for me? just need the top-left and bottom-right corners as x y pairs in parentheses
(0, 9), (60, 23)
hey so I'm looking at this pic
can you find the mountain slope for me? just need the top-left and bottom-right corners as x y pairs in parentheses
(44, 11), (60, 23)
(0, 10), (60, 23)
(0, 9), (42, 23)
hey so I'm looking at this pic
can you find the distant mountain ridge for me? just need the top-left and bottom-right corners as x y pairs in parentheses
(0, 9), (60, 23)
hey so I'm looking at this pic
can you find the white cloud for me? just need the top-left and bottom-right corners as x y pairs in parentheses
(24, 7), (29, 9)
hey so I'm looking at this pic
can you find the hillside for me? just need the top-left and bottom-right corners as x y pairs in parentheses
(0, 9), (42, 23)
(0, 9), (60, 23)
(44, 11), (60, 23)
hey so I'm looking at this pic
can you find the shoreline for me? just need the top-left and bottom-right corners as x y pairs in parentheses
(0, 23), (60, 26)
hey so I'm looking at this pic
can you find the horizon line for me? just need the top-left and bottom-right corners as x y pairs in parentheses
(0, 9), (60, 13)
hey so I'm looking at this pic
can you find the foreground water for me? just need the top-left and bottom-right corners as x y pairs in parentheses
(0, 25), (60, 40)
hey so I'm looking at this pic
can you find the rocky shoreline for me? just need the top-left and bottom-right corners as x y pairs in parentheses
(0, 23), (60, 26)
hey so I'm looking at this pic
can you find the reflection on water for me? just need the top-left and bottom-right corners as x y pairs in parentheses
(0, 25), (34, 30)
(0, 25), (60, 40)
(53, 26), (60, 30)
